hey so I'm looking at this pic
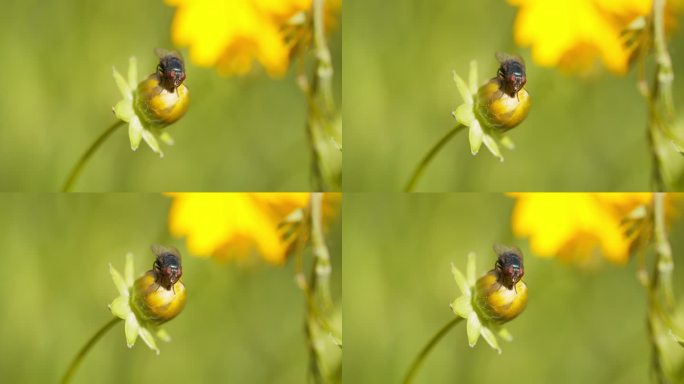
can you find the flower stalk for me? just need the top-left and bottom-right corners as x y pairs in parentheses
(61, 121), (124, 192)
(404, 124), (466, 192)
(641, 193), (684, 383)
(310, 193), (333, 309)
(402, 317), (463, 384)
(61, 317), (121, 384)
(299, 0), (341, 192)
(296, 193), (341, 383)
(639, 0), (681, 191)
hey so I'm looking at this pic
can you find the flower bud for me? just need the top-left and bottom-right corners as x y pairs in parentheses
(135, 74), (189, 128)
(474, 270), (528, 325)
(132, 271), (187, 325)
(475, 78), (530, 132)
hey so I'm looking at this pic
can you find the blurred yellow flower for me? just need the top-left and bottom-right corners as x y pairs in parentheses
(507, 0), (680, 74)
(167, 193), (339, 264)
(165, 0), (340, 77)
(510, 193), (653, 263)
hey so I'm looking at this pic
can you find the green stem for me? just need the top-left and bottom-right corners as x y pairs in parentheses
(653, 193), (675, 309)
(302, 0), (340, 192)
(312, 0), (334, 113)
(304, 193), (340, 383)
(310, 193), (333, 310)
(644, 0), (679, 191)
(61, 120), (124, 192)
(646, 193), (681, 383)
(648, 122), (667, 192)
(61, 317), (121, 384)
(403, 317), (463, 384)
(404, 125), (466, 192)
(652, 0), (675, 118)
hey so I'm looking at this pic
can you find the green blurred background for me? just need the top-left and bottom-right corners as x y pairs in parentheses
(0, 0), (341, 191)
(0, 194), (341, 383)
(344, 0), (684, 191)
(343, 193), (684, 383)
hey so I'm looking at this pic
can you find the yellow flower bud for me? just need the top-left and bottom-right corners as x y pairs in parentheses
(132, 271), (187, 325)
(475, 78), (530, 131)
(474, 270), (528, 324)
(135, 74), (189, 128)
(451, 246), (528, 353)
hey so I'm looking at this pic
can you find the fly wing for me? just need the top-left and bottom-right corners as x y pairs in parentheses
(154, 48), (184, 61)
(493, 243), (523, 259)
(151, 244), (182, 260)
(495, 52), (525, 67)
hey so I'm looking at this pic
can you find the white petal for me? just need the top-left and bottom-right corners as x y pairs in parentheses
(158, 131), (175, 146)
(453, 71), (472, 104)
(454, 104), (474, 127)
(109, 264), (129, 297)
(482, 134), (503, 162)
(498, 328), (513, 342)
(138, 327), (160, 355)
(451, 263), (470, 297)
(113, 67), (132, 99)
(129, 117), (143, 151)
(156, 328), (172, 342)
(480, 326), (502, 354)
(109, 296), (131, 319)
(500, 136), (515, 150)
(450, 295), (473, 318)
(466, 312), (481, 347)
(113, 100), (133, 122)
(469, 121), (483, 155)
(142, 129), (163, 158)
(125, 313), (139, 347)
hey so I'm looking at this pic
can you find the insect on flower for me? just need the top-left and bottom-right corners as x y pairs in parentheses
(493, 243), (524, 290)
(151, 244), (183, 291)
(155, 48), (186, 93)
(495, 52), (526, 99)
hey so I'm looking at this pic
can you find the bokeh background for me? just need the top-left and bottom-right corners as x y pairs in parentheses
(0, 194), (341, 383)
(344, 0), (684, 191)
(0, 0), (341, 191)
(344, 193), (684, 383)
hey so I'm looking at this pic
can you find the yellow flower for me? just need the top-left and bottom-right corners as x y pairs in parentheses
(167, 193), (339, 264)
(165, 0), (340, 77)
(507, 0), (679, 74)
(510, 193), (653, 264)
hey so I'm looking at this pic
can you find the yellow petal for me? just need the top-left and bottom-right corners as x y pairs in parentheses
(165, 0), (335, 77)
(509, 0), (649, 74)
(168, 193), (313, 264)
